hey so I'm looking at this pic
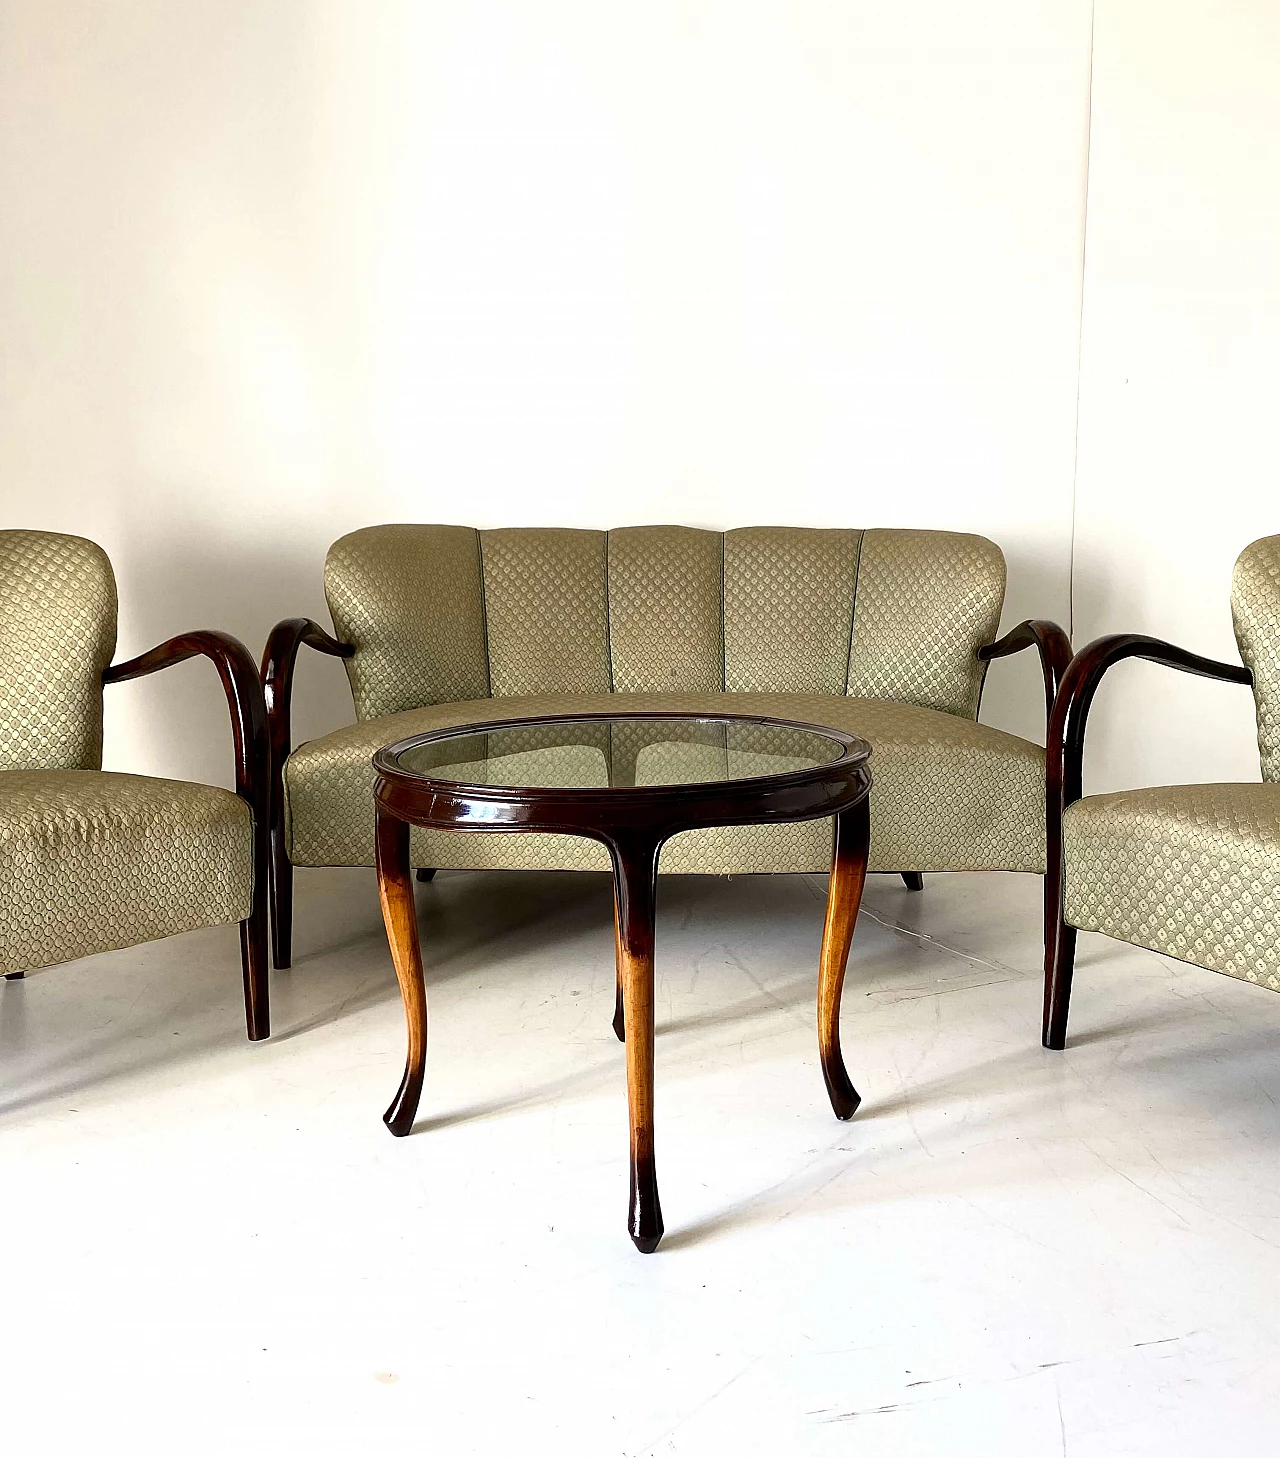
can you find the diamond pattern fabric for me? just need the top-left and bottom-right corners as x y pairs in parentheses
(846, 529), (1004, 719)
(325, 525), (490, 721)
(286, 691), (1044, 875)
(1063, 782), (1280, 992)
(0, 770), (253, 976)
(723, 528), (861, 694)
(0, 531), (117, 771)
(607, 526), (723, 693)
(1232, 534), (1280, 783)
(480, 529), (612, 696)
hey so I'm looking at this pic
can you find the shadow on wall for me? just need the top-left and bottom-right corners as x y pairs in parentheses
(102, 529), (354, 791)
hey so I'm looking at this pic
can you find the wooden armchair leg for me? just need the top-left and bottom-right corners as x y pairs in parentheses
(269, 828), (293, 971)
(901, 872), (924, 892)
(416, 868), (437, 883)
(4, 971), (24, 980)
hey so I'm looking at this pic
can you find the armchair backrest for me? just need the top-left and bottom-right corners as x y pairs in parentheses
(0, 530), (118, 771)
(324, 525), (1006, 723)
(1232, 534), (1280, 782)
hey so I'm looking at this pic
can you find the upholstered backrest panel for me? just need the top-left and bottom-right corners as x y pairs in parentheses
(325, 525), (489, 721)
(846, 529), (1004, 719)
(608, 526), (723, 693)
(0, 530), (117, 771)
(1232, 534), (1280, 782)
(723, 527), (862, 694)
(480, 528), (612, 696)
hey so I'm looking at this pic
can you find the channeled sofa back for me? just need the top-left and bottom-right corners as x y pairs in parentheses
(324, 526), (1005, 722)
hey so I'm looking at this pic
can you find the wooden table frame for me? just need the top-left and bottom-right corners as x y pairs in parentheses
(372, 711), (873, 1253)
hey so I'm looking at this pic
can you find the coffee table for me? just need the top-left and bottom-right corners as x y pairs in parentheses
(372, 711), (873, 1252)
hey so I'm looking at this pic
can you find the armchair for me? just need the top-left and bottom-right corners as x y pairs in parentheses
(1043, 534), (1280, 1049)
(0, 531), (270, 1040)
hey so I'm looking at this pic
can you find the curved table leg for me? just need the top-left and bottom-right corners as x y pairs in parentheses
(611, 835), (664, 1253)
(377, 807), (428, 1137)
(817, 800), (869, 1120)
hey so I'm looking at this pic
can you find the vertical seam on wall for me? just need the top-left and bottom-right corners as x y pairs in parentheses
(1068, 0), (1097, 643)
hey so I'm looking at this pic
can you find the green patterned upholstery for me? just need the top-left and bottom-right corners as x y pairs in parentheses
(1057, 535), (1280, 996)
(1232, 534), (1280, 783)
(1063, 783), (1280, 992)
(0, 770), (253, 976)
(0, 530), (117, 771)
(288, 523), (1042, 879)
(286, 691), (1044, 876)
(1, 530), (259, 979)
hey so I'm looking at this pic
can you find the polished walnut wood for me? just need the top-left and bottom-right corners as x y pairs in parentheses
(104, 630), (271, 1040)
(900, 872), (924, 892)
(415, 868), (437, 883)
(371, 711), (873, 1252)
(377, 808), (429, 1137)
(978, 618), (1074, 724)
(1043, 633), (1253, 1050)
(260, 618), (354, 970)
(818, 800), (870, 1120)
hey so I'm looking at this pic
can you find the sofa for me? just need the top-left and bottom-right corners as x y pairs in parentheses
(264, 525), (1070, 967)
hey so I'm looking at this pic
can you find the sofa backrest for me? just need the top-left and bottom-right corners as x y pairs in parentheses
(324, 525), (1006, 723)
(1232, 534), (1280, 782)
(0, 529), (118, 771)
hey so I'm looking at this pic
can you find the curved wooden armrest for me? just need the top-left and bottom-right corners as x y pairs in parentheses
(978, 619), (1073, 724)
(1049, 633), (1253, 811)
(104, 631), (268, 813)
(261, 617), (354, 768)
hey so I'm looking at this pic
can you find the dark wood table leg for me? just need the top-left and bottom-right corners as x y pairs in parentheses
(611, 897), (626, 1042)
(817, 799), (869, 1120)
(377, 807), (429, 1137)
(611, 834), (664, 1253)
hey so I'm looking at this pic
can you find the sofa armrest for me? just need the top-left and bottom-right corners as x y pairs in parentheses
(978, 619), (1073, 726)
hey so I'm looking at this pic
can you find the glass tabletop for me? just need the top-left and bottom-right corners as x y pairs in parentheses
(385, 715), (856, 791)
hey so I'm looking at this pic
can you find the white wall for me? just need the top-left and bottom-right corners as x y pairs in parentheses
(0, 2), (1093, 787)
(1072, 0), (1280, 792)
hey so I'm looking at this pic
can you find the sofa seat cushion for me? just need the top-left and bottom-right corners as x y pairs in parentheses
(0, 770), (253, 976)
(1064, 782), (1280, 992)
(285, 693), (1045, 876)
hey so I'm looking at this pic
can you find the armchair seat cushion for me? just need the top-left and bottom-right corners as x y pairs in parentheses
(285, 692), (1045, 877)
(1063, 782), (1280, 991)
(0, 770), (253, 976)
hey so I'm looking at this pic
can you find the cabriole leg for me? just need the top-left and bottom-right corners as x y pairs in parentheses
(611, 835), (664, 1253)
(817, 799), (869, 1120)
(378, 808), (429, 1136)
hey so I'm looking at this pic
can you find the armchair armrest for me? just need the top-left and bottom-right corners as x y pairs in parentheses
(978, 619), (1073, 725)
(1048, 633), (1253, 810)
(104, 631), (269, 816)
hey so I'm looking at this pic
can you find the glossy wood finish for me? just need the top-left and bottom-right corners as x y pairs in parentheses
(376, 808), (429, 1137)
(260, 618), (354, 970)
(1044, 633), (1253, 1050)
(900, 872), (924, 892)
(818, 800), (870, 1120)
(105, 630), (271, 1040)
(610, 833), (664, 1252)
(415, 868), (437, 883)
(4, 971), (24, 980)
(372, 711), (873, 1252)
(978, 618), (1074, 724)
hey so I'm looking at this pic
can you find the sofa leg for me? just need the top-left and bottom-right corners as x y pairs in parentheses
(4, 971), (24, 980)
(901, 872), (924, 892)
(269, 827), (293, 971)
(416, 868), (437, 883)
(240, 893), (270, 1042)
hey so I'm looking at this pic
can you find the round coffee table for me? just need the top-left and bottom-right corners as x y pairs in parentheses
(371, 711), (873, 1253)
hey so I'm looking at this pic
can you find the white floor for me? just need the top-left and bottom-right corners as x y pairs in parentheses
(3, 867), (1280, 1457)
